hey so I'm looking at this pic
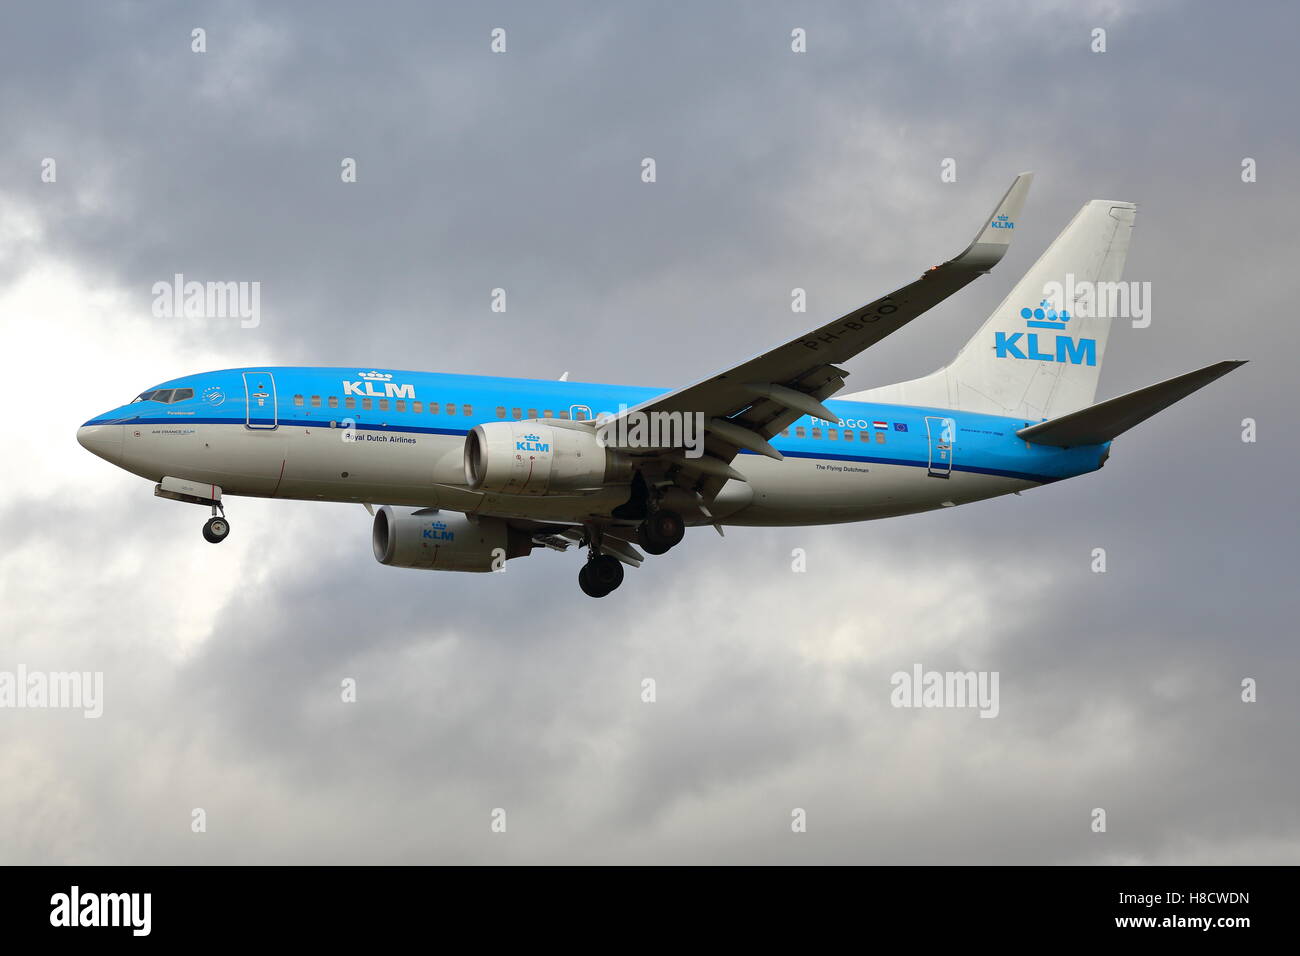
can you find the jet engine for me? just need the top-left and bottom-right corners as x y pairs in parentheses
(464, 420), (632, 496)
(371, 506), (533, 573)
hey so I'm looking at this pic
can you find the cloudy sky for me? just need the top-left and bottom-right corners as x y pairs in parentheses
(1, 0), (1296, 864)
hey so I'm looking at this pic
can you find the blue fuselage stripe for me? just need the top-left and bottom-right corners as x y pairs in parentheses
(86, 366), (1108, 486)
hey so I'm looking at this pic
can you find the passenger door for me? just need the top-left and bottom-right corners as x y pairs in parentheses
(925, 416), (955, 477)
(243, 370), (278, 429)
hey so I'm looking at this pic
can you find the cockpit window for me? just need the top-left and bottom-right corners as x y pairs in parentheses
(130, 387), (192, 404)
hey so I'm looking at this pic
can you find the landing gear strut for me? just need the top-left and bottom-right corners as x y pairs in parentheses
(637, 508), (685, 555)
(202, 505), (230, 544)
(579, 553), (624, 598)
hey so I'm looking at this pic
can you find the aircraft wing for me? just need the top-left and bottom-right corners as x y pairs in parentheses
(606, 173), (1033, 486)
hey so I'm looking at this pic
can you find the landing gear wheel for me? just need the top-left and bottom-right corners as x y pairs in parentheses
(202, 516), (230, 544)
(638, 509), (685, 554)
(637, 525), (670, 555)
(579, 554), (624, 597)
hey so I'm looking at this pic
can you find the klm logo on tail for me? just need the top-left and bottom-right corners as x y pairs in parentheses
(994, 300), (1096, 366)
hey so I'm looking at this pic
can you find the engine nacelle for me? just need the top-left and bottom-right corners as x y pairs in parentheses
(371, 506), (532, 573)
(464, 420), (631, 496)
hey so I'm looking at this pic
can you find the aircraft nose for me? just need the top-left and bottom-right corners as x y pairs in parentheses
(77, 423), (124, 464)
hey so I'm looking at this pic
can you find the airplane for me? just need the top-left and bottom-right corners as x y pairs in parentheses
(77, 174), (1244, 597)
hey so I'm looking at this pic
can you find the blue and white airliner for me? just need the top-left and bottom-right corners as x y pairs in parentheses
(77, 174), (1243, 596)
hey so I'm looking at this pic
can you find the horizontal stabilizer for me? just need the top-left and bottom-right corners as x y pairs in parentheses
(1016, 360), (1246, 447)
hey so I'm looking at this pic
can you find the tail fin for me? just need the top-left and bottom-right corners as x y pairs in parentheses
(849, 198), (1138, 420)
(1017, 361), (1245, 447)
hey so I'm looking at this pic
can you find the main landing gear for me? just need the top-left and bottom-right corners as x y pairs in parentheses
(576, 508), (686, 598)
(579, 553), (624, 598)
(202, 506), (230, 544)
(637, 508), (685, 555)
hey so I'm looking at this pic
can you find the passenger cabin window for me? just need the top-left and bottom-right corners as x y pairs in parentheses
(462, 404), (472, 416)
(812, 428), (822, 439)
(844, 430), (853, 441)
(527, 408), (537, 419)
(428, 403), (439, 414)
(362, 398), (372, 410)
(859, 431), (870, 443)
(328, 396), (339, 409)
(543, 410), (553, 418)
(310, 395), (321, 408)
(445, 403), (456, 416)
(559, 411), (570, 420)
(395, 400), (406, 412)
(344, 397), (356, 409)
(781, 429), (790, 437)
(875, 432), (886, 444)
(796, 426), (806, 438)
(293, 395), (304, 407)
(512, 408), (522, 420)
(496, 406), (506, 419)
(413, 401), (423, 413)
(379, 399), (390, 411)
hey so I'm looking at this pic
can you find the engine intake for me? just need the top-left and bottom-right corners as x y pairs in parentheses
(372, 506), (532, 573)
(464, 420), (631, 496)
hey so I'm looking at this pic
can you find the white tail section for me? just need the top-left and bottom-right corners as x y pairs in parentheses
(848, 199), (1138, 421)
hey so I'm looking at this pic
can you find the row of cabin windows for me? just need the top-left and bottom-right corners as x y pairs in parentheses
(280, 398), (885, 438)
(780, 427), (890, 444)
(494, 407), (587, 421)
(288, 397), (590, 421)
(292, 396), (474, 416)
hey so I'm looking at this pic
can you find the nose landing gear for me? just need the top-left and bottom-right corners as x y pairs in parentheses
(202, 506), (230, 544)
(204, 496), (232, 541)
(202, 515), (230, 543)
(153, 478), (232, 544)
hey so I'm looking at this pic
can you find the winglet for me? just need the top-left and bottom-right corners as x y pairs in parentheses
(951, 172), (1034, 273)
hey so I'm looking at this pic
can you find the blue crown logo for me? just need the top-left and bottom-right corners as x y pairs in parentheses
(430, 520), (447, 530)
(1021, 299), (1070, 329)
(522, 433), (540, 442)
(358, 370), (392, 381)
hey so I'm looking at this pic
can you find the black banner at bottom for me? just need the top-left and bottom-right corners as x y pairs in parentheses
(0, 865), (1284, 941)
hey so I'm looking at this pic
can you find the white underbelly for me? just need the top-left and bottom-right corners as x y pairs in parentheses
(722, 455), (1032, 526)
